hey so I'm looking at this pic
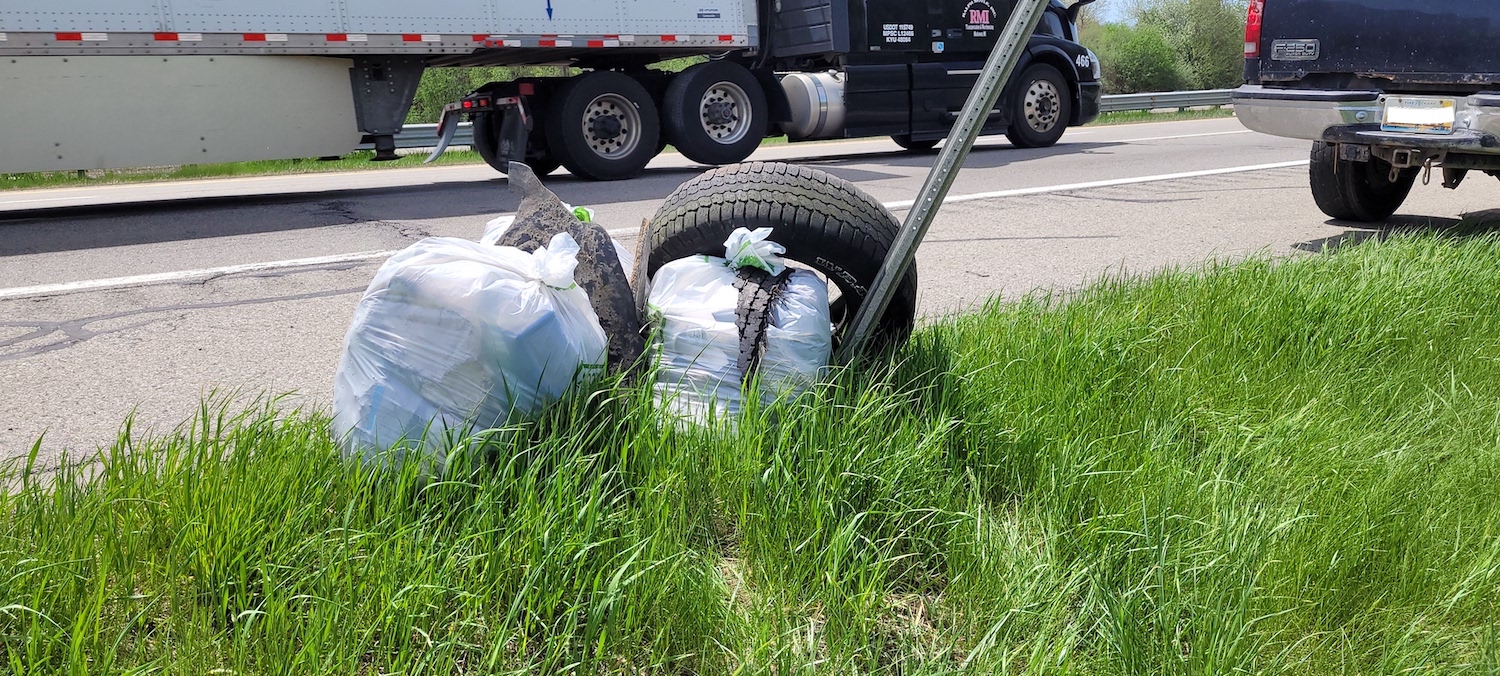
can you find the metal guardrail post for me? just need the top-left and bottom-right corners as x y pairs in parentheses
(835, 0), (1053, 362)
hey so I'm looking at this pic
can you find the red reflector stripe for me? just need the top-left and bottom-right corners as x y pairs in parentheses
(603, 34), (619, 39)
(660, 34), (676, 41)
(243, 33), (266, 41)
(539, 39), (557, 47)
(587, 39), (604, 47)
(154, 32), (178, 41)
(473, 34), (488, 41)
(719, 34), (734, 41)
(402, 34), (421, 42)
(326, 33), (347, 41)
(55, 32), (83, 41)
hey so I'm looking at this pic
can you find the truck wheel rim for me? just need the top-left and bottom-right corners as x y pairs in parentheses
(1024, 80), (1061, 133)
(699, 82), (751, 145)
(582, 93), (641, 160)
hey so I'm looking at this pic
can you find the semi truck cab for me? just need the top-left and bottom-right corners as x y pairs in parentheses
(452, 0), (1103, 179)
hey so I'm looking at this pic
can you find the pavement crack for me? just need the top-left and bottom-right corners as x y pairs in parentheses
(312, 200), (429, 240)
(1054, 192), (1198, 205)
(0, 287), (363, 363)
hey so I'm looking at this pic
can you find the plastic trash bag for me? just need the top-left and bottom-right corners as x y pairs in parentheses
(648, 227), (831, 421)
(332, 233), (608, 468)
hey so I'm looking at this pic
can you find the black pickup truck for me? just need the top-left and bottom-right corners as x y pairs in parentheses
(1233, 0), (1500, 221)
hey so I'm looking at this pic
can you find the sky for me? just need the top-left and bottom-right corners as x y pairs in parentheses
(1091, 0), (1132, 23)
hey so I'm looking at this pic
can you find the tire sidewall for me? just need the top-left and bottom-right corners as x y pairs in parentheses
(647, 164), (919, 346)
(546, 71), (661, 181)
(891, 134), (940, 153)
(1008, 63), (1071, 148)
(1309, 141), (1417, 222)
(472, 112), (504, 170)
(472, 112), (560, 176)
(663, 61), (768, 165)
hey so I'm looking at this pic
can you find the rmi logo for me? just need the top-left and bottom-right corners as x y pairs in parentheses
(963, 0), (997, 32)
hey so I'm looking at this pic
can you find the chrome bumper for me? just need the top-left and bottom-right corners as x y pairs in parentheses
(1234, 85), (1500, 154)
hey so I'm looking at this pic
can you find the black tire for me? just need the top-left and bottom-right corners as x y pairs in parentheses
(471, 112), (561, 176)
(891, 135), (940, 153)
(1005, 63), (1071, 149)
(663, 61), (769, 165)
(545, 71), (661, 181)
(1309, 141), (1418, 222)
(646, 162), (918, 350)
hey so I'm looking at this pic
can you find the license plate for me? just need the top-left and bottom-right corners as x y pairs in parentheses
(1382, 96), (1456, 134)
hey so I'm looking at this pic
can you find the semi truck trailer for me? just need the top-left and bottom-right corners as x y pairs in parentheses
(0, 0), (1101, 181)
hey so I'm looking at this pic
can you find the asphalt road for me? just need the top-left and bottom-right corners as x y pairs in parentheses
(4, 117), (1499, 466)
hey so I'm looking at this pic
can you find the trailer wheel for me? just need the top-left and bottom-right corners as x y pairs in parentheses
(646, 162), (918, 348)
(472, 112), (560, 176)
(1309, 141), (1418, 222)
(546, 71), (661, 181)
(663, 62), (768, 165)
(1005, 64), (1071, 149)
(891, 135), (939, 153)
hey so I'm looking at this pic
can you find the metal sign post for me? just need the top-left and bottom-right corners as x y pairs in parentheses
(836, 0), (1055, 362)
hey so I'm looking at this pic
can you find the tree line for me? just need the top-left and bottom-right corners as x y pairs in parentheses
(1080, 0), (1249, 94)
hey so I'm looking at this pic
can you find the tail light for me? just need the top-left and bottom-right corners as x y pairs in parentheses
(1245, 0), (1264, 57)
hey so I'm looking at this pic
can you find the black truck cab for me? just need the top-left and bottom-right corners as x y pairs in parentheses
(770, 0), (1102, 150)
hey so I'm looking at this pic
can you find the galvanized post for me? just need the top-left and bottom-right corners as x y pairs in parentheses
(836, 0), (1055, 362)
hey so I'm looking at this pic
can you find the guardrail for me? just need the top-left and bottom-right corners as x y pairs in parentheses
(365, 89), (1236, 152)
(1096, 89), (1235, 114)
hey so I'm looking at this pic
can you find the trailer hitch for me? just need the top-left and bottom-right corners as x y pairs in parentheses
(424, 93), (530, 164)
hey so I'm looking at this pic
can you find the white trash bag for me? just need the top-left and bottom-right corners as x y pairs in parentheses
(648, 227), (832, 421)
(332, 233), (608, 467)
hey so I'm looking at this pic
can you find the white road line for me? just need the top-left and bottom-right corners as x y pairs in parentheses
(0, 227), (643, 301)
(882, 159), (1307, 209)
(0, 159), (1306, 301)
(0, 250), (397, 300)
(1115, 130), (1252, 143)
(0, 126), (1243, 208)
(0, 195), (102, 205)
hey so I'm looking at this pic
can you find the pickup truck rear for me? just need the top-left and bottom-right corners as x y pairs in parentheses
(1233, 0), (1500, 221)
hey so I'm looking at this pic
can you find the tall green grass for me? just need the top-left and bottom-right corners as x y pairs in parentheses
(4, 234), (1499, 673)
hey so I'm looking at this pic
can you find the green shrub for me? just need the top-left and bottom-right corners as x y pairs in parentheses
(1087, 23), (1187, 94)
(1135, 0), (1248, 90)
(406, 66), (570, 124)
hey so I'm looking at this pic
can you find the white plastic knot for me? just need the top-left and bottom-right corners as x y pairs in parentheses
(723, 227), (787, 275)
(531, 232), (581, 289)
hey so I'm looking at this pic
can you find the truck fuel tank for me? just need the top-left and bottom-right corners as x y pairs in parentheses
(780, 71), (847, 141)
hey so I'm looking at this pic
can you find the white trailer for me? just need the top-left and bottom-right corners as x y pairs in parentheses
(0, 0), (1101, 180)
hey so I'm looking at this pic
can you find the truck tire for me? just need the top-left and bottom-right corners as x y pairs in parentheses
(471, 112), (561, 177)
(891, 135), (939, 153)
(545, 71), (661, 181)
(662, 61), (768, 165)
(646, 162), (918, 349)
(1005, 64), (1071, 149)
(1309, 141), (1418, 222)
